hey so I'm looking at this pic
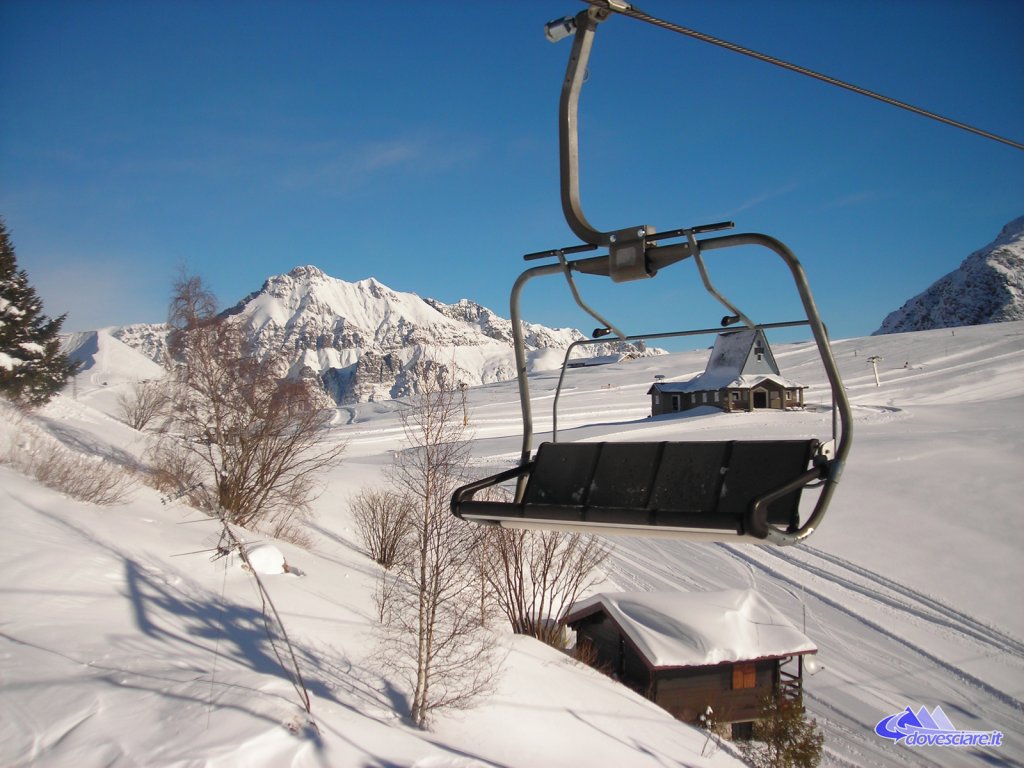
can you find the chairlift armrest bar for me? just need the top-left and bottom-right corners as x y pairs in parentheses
(451, 463), (532, 519)
(698, 233), (852, 454)
(746, 465), (828, 539)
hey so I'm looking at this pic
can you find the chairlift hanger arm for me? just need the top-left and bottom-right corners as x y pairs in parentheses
(558, 6), (610, 246)
(557, 4), (661, 280)
(557, 10), (742, 285)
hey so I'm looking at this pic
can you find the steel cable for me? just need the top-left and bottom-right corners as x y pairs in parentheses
(582, 0), (1024, 151)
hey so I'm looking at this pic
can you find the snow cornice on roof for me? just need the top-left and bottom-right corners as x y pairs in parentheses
(566, 589), (816, 670)
(649, 373), (804, 394)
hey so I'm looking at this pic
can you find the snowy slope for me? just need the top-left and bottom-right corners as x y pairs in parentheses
(64, 328), (165, 384)
(0, 362), (738, 768)
(875, 216), (1024, 334)
(4, 320), (1023, 767)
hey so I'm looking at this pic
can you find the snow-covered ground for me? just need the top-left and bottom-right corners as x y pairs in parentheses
(3, 321), (1023, 767)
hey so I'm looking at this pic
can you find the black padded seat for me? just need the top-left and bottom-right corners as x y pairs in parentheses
(453, 439), (821, 538)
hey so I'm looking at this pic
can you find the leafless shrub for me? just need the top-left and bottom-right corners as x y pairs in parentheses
(116, 379), (169, 431)
(352, 487), (415, 569)
(160, 273), (346, 533)
(261, 503), (316, 549)
(142, 438), (210, 508)
(572, 637), (618, 680)
(29, 445), (135, 505)
(0, 400), (135, 505)
(483, 528), (610, 648)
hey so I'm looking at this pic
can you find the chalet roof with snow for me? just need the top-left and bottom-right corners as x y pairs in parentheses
(565, 589), (816, 669)
(648, 329), (803, 394)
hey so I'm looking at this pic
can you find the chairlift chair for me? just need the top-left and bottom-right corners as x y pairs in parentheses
(450, 6), (853, 546)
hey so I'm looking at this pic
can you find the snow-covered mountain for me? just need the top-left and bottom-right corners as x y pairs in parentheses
(874, 216), (1024, 334)
(107, 265), (658, 404)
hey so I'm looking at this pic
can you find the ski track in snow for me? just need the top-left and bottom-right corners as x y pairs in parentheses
(769, 545), (1024, 660)
(730, 546), (1023, 711)
(604, 537), (1024, 768)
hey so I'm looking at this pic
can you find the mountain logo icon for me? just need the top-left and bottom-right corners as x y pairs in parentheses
(874, 705), (1002, 749)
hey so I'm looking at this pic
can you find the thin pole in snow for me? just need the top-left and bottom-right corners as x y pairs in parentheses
(867, 356), (882, 387)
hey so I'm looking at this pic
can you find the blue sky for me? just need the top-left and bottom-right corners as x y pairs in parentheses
(2, 0), (1022, 345)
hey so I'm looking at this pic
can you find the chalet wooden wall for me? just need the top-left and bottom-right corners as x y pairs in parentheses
(650, 659), (777, 724)
(573, 612), (780, 725)
(574, 613), (652, 695)
(649, 381), (804, 416)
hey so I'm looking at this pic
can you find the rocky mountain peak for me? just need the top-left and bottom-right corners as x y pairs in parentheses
(216, 267), (660, 404)
(101, 266), (662, 405)
(874, 216), (1024, 335)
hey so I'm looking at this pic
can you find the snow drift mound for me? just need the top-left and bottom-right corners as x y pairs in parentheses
(63, 329), (164, 382)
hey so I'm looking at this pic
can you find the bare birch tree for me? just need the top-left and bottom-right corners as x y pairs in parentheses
(379, 364), (498, 728)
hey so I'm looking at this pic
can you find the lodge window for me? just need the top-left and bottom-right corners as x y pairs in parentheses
(732, 662), (757, 690)
(731, 721), (754, 740)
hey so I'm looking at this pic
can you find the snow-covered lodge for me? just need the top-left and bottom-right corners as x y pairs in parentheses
(565, 589), (816, 738)
(647, 329), (805, 415)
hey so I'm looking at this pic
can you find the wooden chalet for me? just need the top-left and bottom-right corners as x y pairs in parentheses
(565, 589), (816, 739)
(647, 329), (805, 416)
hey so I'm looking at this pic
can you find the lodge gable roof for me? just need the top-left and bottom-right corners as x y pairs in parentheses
(648, 330), (804, 395)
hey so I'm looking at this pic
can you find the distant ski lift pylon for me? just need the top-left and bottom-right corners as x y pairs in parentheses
(451, 6), (853, 545)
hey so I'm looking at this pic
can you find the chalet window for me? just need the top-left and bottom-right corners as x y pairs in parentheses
(731, 392), (740, 401)
(732, 662), (757, 690)
(731, 721), (754, 740)
(713, 391), (720, 402)
(671, 395), (680, 411)
(654, 395), (661, 405)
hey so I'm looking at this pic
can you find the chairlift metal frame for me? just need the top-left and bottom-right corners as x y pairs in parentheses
(450, 6), (853, 545)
